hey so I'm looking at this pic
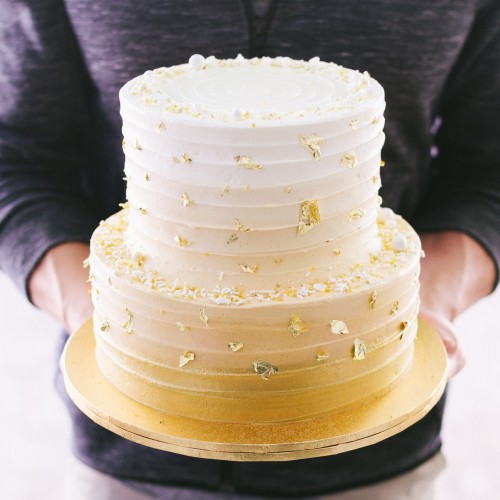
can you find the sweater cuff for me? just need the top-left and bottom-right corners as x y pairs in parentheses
(412, 203), (500, 290)
(0, 203), (99, 303)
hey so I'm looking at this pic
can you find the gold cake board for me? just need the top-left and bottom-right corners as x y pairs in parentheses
(62, 318), (447, 461)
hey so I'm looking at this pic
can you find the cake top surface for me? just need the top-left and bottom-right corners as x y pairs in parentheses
(121, 55), (384, 126)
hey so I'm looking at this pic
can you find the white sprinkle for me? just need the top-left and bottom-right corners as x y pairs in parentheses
(377, 207), (394, 224)
(232, 108), (244, 121)
(392, 234), (407, 251)
(219, 271), (224, 281)
(313, 283), (327, 291)
(189, 54), (205, 70)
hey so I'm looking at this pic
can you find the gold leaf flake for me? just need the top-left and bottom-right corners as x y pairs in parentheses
(107, 276), (112, 286)
(176, 321), (186, 331)
(227, 233), (239, 244)
(155, 122), (166, 134)
(298, 200), (321, 235)
(235, 218), (252, 232)
(252, 360), (279, 380)
(315, 351), (331, 362)
(100, 319), (110, 332)
(145, 174), (150, 182)
(300, 134), (324, 160)
(134, 138), (142, 151)
(285, 185), (292, 193)
(82, 257), (90, 269)
(242, 185), (249, 192)
(200, 308), (209, 327)
(179, 351), (195, 368)
(240, 263), (258, 274)
(172, 153), (192, 164)
(390, 302), (399, 315)
(353, 339), (367, 360)
(332, 249), (342, 256)
(372, 175), (380, 184)
(289, 315), (308, 336)
(138, 207), (148, 215)
(350, 119), (358, 130)
(380, 160), (386, 167)
(121, 139), (126, 150)
(369, 290), (378, 310)
(348, 208), (366, 221)
(222, 185), (230, 196)
(330, 320), (349, 335)
(228, 341), (244, 352)
(118, 201), (130, 209)
(274, 258), (283, 264)
(340, 153), (357, 169)
(181, 192), (194, 207)
(122, 308), (134, 335)
(174, 235), (192, 247)
(86, 272), (94, 284)
(234, 155), (262, 170)
(400, 321), (410, 339)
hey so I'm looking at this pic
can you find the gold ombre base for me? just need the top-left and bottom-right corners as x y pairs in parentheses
(62, 318), (447, 461)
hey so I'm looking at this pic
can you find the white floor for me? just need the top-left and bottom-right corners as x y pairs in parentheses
(0, 271), (499, 500)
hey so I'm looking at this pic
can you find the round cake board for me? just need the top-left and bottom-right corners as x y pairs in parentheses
(62, 318), (447, 462)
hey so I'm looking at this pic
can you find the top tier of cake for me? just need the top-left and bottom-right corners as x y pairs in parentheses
(120, 55), (386, 293)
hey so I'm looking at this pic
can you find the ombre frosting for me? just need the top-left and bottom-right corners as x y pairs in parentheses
(88, 55), (421, 424)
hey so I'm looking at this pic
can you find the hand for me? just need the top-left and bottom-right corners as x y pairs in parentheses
(419, 231), (496, 379)
(29, 242), (93, 334)
(419, 308), (466, 379)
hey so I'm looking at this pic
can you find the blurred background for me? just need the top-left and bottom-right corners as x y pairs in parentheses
(1, 271), (499, 500)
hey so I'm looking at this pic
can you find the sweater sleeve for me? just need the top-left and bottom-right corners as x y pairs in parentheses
(413, 0), (500, 283)
(0, 1), (99, 300)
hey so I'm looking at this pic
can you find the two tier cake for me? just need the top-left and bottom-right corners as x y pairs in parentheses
(88, 55), (421, 424)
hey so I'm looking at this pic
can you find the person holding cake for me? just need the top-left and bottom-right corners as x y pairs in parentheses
(1, 1), (498, 498)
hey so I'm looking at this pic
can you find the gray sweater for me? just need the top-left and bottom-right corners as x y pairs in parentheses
(1, 0), (498, 495)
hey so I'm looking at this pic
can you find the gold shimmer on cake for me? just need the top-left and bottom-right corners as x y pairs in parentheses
(330, 320), (349, 335)
(349, 119), (358, 130)
(176, 321), (187, 332)
(252, 360), (278, 380)
(390, 302), (400, 315)
(298, 200), (320, 235)
(400, 321), (410, 339)
(179, 351), (195, 368)
(172, 153), (192, 164)
(174, 235), (192, 247)
(227, 233), (239, 245)
(122, 308), (134, 335)
(100, 319), (110, 332)
(228, 341), (244, 352)
(181, 192), (194, 207)
(369, 290), (378, 309)
(340, 153), (357, 169)
(240, 264), (258, 273)
(234, 155), (262, 170)
(121, 139), (126, 150)
(134, 138), (142, 151)
(274, 258), (283, 264)
(315, 351), (331, 362)
(372, 175), (380, 184)
(300, 134), (324, 160)
(348, 208), (366, 221)
(288, 315), (308, 337)
(154, 122), (166, 134)
(285, 185), (292, 193)
(118, 201), (130, 209)
(332, 249), (342, 256)
(138, 207), (148, 215)
(83, 257), (90, 269)
(222, 185), (230, 196)
(353, 339), (367, 360)
(145, 174), (150, 182)
(235, 219), (252, 232)
(199, 309), (209, 327)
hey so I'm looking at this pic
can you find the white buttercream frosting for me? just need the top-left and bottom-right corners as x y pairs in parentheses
(89, 56), (421, 424)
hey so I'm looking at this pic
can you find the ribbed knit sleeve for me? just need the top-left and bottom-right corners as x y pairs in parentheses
(0, 0), (99, 299)
(413, 0), (500, 283)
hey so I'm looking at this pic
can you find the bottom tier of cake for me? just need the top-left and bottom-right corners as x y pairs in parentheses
(88, 209), (421, 423)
